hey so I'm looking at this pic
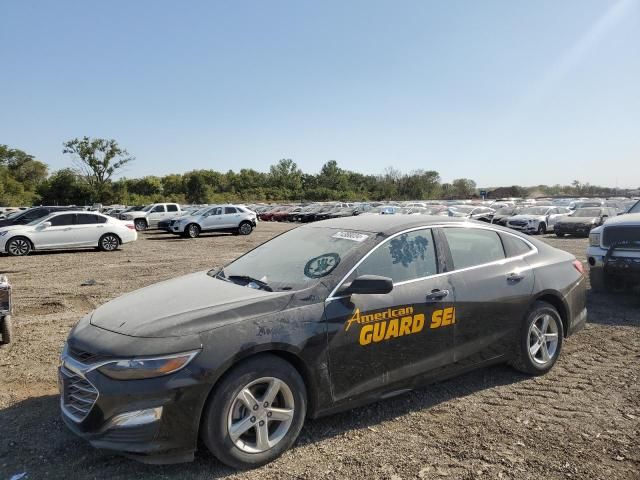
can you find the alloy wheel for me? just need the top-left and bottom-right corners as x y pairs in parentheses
(188, 224), (200, 238)
(101, 235), (118, 251)
(8, 238), (30, 256)
(528, 314), (559, 366)
(227, 377), (295, 454)
(239, 223), (252, 235)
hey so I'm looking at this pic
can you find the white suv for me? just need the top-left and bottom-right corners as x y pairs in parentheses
(170, 205), (257, 238)
(121, 203), (182, 231)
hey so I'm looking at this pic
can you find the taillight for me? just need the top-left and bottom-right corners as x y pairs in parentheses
(572, 260), (585, 275)
(126, 224), (135, 230)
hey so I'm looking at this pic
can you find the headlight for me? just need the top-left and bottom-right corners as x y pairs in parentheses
(97, 350), (200, 380)
(589, 233), (601, 247)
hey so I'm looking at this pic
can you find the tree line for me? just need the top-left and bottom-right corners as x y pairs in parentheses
(0, 138), (635, 207)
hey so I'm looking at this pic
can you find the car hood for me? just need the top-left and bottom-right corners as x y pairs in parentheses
(90, 271), (293, 338)
(0, 224), (27, 233)
(557, 216), (597, 225)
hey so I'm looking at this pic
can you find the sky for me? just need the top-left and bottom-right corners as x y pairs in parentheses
(1, 0), (639, 188)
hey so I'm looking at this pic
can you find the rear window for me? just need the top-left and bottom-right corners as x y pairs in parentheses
(500, 233), (533, 258)
(442, 228), (506, 270)
(225, 207), (238, 214)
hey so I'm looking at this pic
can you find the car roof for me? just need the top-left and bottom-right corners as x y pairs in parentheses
(307, 215), (474, 234)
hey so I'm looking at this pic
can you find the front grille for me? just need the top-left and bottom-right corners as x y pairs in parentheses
(509, 220), (527, 227)
(602, 226), (640, 249)
(60, 366), (98, 422)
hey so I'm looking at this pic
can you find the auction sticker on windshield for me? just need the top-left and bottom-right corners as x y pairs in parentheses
(332, 231), (369, 242)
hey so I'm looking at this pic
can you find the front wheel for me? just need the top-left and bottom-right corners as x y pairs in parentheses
(6, 237), (32, 256)
(238, 221), (253, 236)
(201, 354), (307, 469)
(511, 301), (563, 375)
(537, 223), (547, 235)
(185, 223), (200, 238)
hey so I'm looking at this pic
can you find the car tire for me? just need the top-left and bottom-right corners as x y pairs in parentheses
(511, 301), (564, 376)
(589, 268), (611, 293)
(238, 221), (253, 236)
(99, 234), (120, 251)
(6, 237), (32, 256)
(134, 219), (147, 231)
(0, 315), (12, 345)
(185, 223), (200, 238)
(201, 354), (307, 470)
(555, 232), (565, 237)
(537, 223), (547, 235)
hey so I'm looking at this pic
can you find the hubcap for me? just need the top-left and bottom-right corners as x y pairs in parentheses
(528, 314), (559, 365)
(240, 223), (252, 234)
(135, 220), (145, 230)
(9, 239), (29, 255)
(189, 225), (198, 237)
(227, 377), (294, 454)
(102, 236), (118, 250)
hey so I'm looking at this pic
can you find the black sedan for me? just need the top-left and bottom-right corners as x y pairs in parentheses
(554, 207), (617, 237)
(59, 216), (587, 468)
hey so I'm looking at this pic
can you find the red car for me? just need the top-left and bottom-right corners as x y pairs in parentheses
(259, 206), (291, 221)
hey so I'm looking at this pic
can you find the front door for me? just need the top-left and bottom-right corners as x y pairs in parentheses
(147, 205), (166, 227)
(201, 206), (224, 231)
(31, 213), (77, 248)
(325, 228), (455, 402)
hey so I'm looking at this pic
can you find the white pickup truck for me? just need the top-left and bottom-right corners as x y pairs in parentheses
(120, 203), (182, 231)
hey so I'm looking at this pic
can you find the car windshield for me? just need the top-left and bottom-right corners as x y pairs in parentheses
(141, 204), (154, 212)
(191, 207), (211, 216)
(573, 208), (601, 217)
(27, 213), (53, 226)
(521, 207), (549, 215)
(450, 206), (474, 213)
(212, 226), (370, 291)
(629, 201), (640, 213)
(5, 211), (22, 219)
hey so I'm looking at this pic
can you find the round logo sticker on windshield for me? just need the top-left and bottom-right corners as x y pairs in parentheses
(304, 253), (340, 279)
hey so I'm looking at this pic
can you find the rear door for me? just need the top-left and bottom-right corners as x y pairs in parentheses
(74, 214), (106, 246)
(438, 226), (534, 367)
(223, 206), (241, 228)
(325, 228), (456, 401)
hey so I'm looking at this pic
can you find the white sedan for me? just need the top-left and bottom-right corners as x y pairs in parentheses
(0, 211), (137, 256)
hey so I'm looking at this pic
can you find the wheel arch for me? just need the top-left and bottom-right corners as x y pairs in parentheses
(5, 234), (35, 253)
(197, 346), (319, 439)
(531, 291), (569, 338)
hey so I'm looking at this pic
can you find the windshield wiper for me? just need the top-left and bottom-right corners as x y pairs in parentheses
(215, 269), (273, 292)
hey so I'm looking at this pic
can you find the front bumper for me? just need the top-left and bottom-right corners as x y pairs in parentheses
(555, 224), (594, 236)
(587, 246), (640, 282)
(507, 223), (537, 233)
(59, 351), (210, 463)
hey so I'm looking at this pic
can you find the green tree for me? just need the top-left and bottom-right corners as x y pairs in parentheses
(62, 137), (134, 201)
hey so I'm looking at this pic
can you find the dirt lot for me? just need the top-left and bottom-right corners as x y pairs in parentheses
(1, 223), (638, 480)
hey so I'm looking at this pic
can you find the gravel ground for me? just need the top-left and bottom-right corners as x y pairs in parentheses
(1, 223), (638, 480)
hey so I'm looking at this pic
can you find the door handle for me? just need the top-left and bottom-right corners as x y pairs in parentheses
(426, 289), (449, 301)
(507, 272), (525, 282)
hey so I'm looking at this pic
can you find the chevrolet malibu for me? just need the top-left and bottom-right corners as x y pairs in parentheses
(59, 216), (587, 468)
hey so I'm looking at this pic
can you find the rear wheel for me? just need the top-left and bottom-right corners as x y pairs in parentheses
(6, 237), (31, 256)
(134, 219), (147, 231)
(99, 234), (120, 251)
(201, 355), (306, 469)
(185, 223), (200, 238)
(0, 315), (12, 345)
(511, 301), (563, 375)
(238, 221), (253, 236)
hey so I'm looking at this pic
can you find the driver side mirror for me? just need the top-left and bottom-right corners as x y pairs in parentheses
(339, 275), (393, 296)
(40, 221), (52, 229)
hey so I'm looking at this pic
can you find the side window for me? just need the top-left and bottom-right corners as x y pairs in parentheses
(95, 214), (107, 224)
(442, 228), (506, 270)
(212, 207), (223, 215)
(49, 214), (76, 226)
(152, 205), (165, 213)
(76, 214), (98, 225)
(167, 204), (178, 212)
(351, 229), (438, 284)
(225, 207), (237, 214)
(499, 233), (533, 258)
